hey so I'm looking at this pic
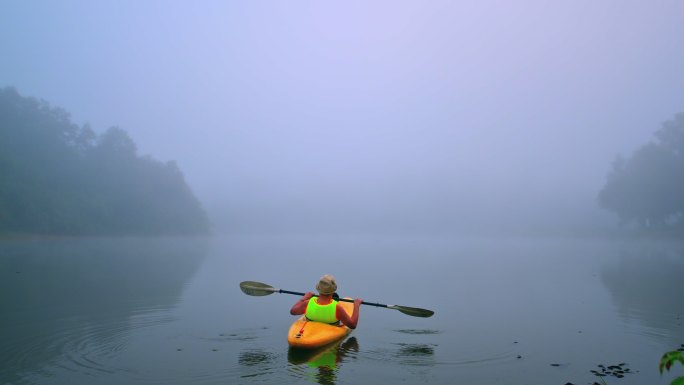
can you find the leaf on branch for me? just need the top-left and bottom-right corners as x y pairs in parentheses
(661, 351), (684, 374)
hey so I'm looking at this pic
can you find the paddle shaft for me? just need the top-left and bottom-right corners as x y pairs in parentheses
(279, 289), (390, 309)
(239, 280), (433, 317)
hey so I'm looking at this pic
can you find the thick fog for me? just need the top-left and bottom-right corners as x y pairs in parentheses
(2, 1), (683, 235)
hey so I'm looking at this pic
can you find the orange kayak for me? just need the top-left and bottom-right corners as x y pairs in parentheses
(287, 298), (354, 349)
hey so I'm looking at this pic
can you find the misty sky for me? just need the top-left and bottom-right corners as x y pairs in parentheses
(2, 1), (684, 234)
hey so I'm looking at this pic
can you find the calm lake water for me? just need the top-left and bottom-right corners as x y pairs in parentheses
(1, 235), (683, 385)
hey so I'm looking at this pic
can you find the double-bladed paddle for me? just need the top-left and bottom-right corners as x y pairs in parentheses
(239, 280), (434, 318)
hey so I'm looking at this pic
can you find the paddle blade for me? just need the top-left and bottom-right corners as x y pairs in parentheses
(391, 305), (434, 318)
(240, 281), (278, 296)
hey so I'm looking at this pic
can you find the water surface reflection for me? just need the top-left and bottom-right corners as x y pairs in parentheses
(4, 235), (684, 385)
(0, 237), (208, 385)
(601, 244), (684, 343)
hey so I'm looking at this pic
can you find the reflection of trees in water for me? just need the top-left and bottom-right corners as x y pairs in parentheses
(601, 245), (684, 343)
(0, 237), (208, 384)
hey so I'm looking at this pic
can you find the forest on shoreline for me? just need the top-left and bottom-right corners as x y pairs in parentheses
(598, 113), (684, 236)
(2, 86), (682, 238)
(0, 87), (209, 236)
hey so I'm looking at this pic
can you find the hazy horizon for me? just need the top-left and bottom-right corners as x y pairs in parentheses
(3, 1), (683, 235)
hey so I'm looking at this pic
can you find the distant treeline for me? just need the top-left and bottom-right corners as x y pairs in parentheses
(599, 113), (684, 235)
(0, 87), (209, 236)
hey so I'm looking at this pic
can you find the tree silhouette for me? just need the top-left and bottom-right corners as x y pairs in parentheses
(598, 113), (684, 233)
(0, 87), (209, 235)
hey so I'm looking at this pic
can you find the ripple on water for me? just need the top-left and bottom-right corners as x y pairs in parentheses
(393, 343), (438, 367)
(237, 348), (285, 381)
(216, 327), (266, 342)
(1, 306), (177, 384)
(394, 329), (443, 335)
(239, 349), (278, 367)
(362, 331), (520, 371)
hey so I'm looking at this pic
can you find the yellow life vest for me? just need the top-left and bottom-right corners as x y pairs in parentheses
(305, 297), (339, 324)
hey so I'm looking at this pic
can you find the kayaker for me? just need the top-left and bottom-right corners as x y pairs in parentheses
(290, 275), (363, 329)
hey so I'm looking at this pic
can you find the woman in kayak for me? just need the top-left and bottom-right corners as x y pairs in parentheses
(290, 275), (363, 329)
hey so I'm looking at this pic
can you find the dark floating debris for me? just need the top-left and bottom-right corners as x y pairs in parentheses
(517, 355), (522, 359)
(591, 362), (633, 380)
(550, 363), (561, 367)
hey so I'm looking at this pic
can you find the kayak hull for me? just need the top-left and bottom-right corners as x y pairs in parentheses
(287, 298), (353, 349)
